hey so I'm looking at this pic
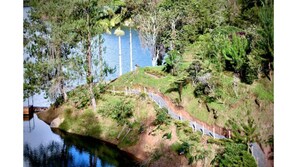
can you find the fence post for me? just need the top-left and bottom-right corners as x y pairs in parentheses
(113, 86), (115, 95)
(125, 87), (127, 95)
(228, 130), (231, 139)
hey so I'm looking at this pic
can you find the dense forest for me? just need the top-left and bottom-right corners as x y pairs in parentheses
(24, 0), (274, 166)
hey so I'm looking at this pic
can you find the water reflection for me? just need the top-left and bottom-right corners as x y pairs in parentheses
(23, 115), (35, 133)
(52, 129), (139, 167)
(24, 114), (139, 167)
(24, 141), (73, 167)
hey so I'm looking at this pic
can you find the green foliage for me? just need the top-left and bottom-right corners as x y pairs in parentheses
(154, 107), (171, 126)
(193, 83), (208, 98)
(258, 5), (274, 59)
(211, 143), (257, 167)
(253, 83), (274, 102)
(240, 62), (258, 84)
(172, 140), (209, 165)
(68, 86), (90, 109)
(165, 72), (189, 103)
(93, 83), (107, 99)
(144, 67), (166, 77)
(162, 132), (172, 140)
(222, 33), (249, 72)
(98, 98), (134, 125)
(226, 116), (259, 145)
(163, 50), (182, 76)
(186, 61), (203, 85)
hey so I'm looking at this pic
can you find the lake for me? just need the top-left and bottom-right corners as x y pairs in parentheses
(24, 114), (140, 167)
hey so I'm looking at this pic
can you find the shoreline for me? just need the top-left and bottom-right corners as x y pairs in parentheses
(37, 110), (148, 163)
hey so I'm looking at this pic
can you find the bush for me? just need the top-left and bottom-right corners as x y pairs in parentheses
(98, 99), (134, 125)
(240, 62), (258, 84)
(154, 107), (171, 126)
(211, 143), (257, 167)
(68, 86), (90, 109)
(163, 50), (182, 76)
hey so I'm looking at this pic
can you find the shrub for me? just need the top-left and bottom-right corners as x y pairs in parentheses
(154, 107), (171, 126)
(211, 143), (257, 167)
(163, 50), (182, 76)
(68, 87), (90, 109)
(240, 62), (258, 84)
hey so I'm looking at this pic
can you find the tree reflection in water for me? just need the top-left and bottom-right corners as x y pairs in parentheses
(24, 141), (73, 167)
(24, 128), (139, 167)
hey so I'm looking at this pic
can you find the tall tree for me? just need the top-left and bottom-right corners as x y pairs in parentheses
(64, 0), (123, 110)
(134, 0), (166, 66)
(124, 18), (134, 72)
(24, 0), (80, 103)
(114, 27), (125, 76)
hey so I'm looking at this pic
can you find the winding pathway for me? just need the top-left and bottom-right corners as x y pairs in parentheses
(111, 87), (267, 167)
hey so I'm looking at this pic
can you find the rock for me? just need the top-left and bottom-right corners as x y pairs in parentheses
(50, 117), (61, 128)
(197, 73), (211, 85)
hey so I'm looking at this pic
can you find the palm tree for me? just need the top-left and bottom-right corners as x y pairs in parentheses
(226, 115), (259, 151)
(114, 27), (125, 76)
(124, 18), (134, 72)
(165, 73), (189, 105)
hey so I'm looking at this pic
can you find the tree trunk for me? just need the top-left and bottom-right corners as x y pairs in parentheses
(129, 27), (133, 71)
(60, 80), (68, 102)
(87, 11), (96, 111)
(178, 83), (182, 103)
(118, 35), (122, 76)
(98, 35), (103, 83)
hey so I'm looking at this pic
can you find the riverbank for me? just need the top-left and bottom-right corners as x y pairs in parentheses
(37, 97), (197, 166)
(38, 88), (218, 166)
(37, 66), (273, 166)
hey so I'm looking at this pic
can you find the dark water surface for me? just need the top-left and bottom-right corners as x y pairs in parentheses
(23, 114), (139, 167)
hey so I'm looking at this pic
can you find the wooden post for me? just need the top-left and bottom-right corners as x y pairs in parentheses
(117, 124), (127, 139)
(125, 87), (127, 95)
(213, 127), (215, 139)
(228, 130), (231, 139)
(113, 86), (115, 95)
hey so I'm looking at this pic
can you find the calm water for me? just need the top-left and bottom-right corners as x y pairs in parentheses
(23, 7), (152, 107)
(24, 114), (139, 167)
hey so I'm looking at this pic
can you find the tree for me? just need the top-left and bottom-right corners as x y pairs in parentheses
(163, 50), (182, 76)
(124, 18), (134, 72)
(226, 112), (260, 150)
(257, 4), (274, 80)
(114, 27), (125, 76)
(133, 0), (166, 66)
(24, 0), (79, 103)
(211, 142), (257, 167)
(60, 0), (125, 110)
(165, 72), (189, 105)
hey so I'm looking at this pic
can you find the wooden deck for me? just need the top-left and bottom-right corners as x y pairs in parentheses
(23, 105), (48, 117)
